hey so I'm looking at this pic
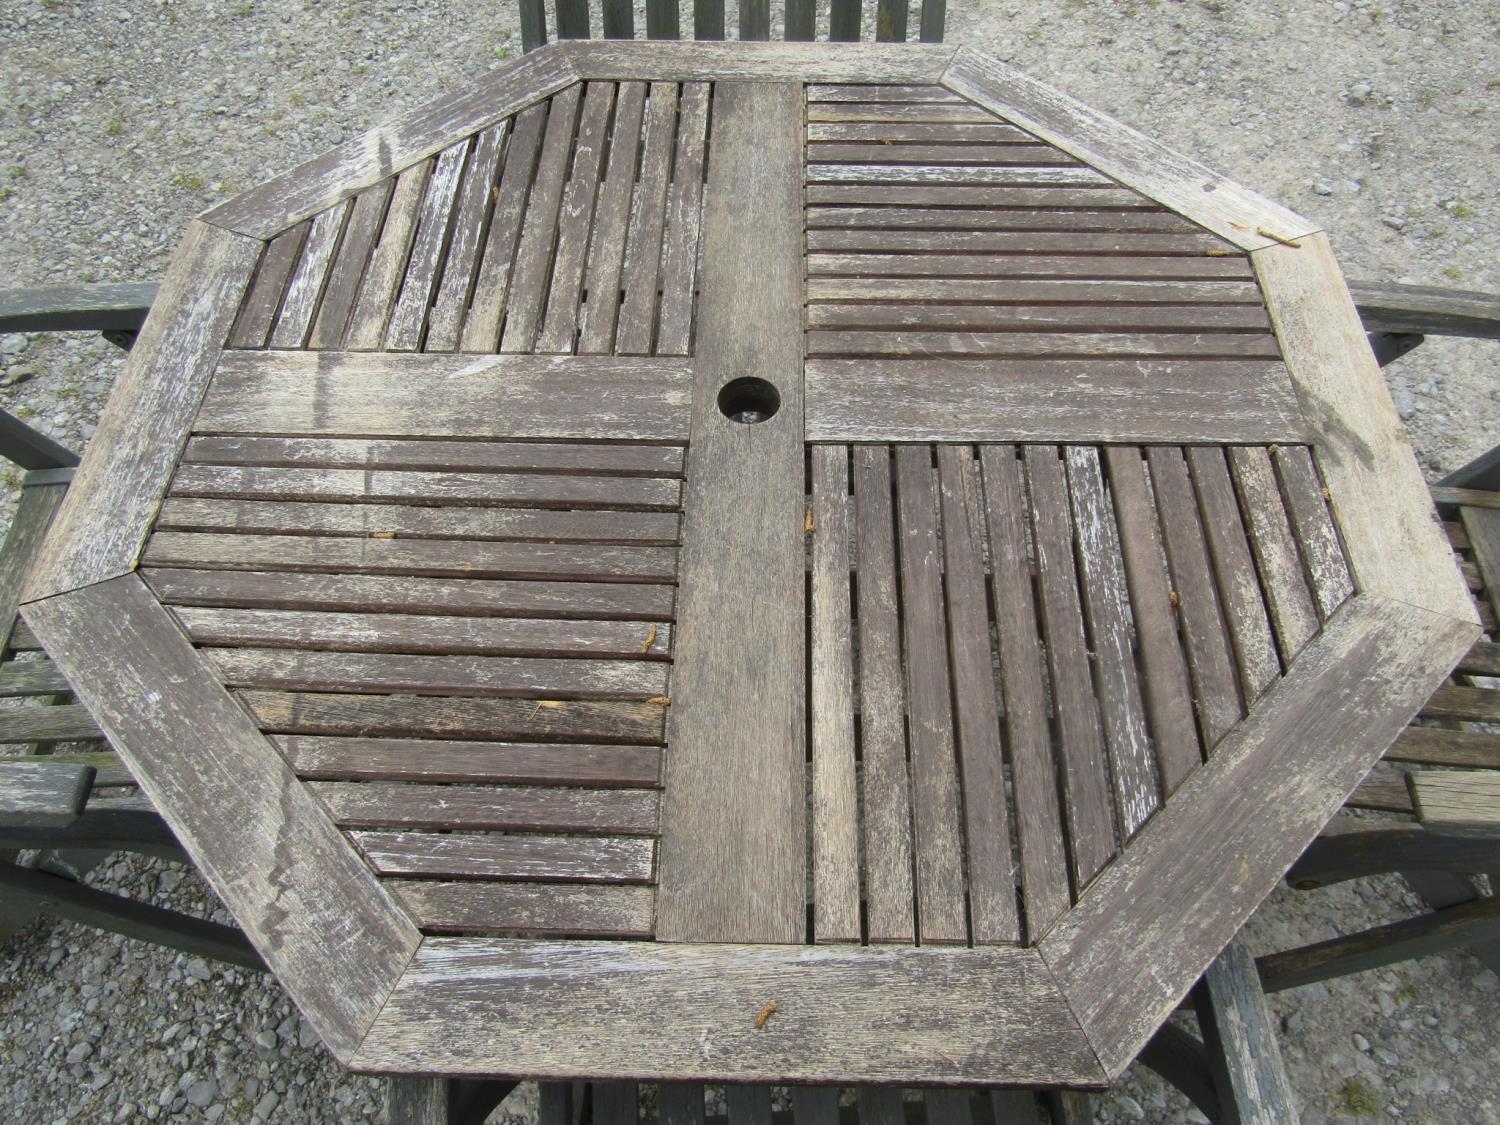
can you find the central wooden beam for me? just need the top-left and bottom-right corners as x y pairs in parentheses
(654, 82), (808, 944)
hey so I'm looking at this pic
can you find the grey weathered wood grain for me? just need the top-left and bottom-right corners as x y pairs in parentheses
(1026, 445), (1117, 890)
(788, 1088), (838, 1125)
(537, 82), (614, 354)
(809, 446), (860, 944)
(805, 359), (1305, 446)
(936, 445), (1019, 944)
(384, 141), (468, 351)
(312, 781), (659, 834)
(204, 47), (577, 238)
(807, 84), (966, 103)
(1273, 444), (1355, 621)
(392, 882), (655, 937)
(806, 120), (1040, 144)
(174, 607), (672, 659)
(807, 252), (1251, 281)
(1147, 446), (1243, 750)
(424, 122), (508, 352)
(1187, 447), (1281, 703)
(0, 760), (93, 827)
(1254, 236), (1473, 625)
(197, 350), (694, 441)
(806, 141), (1073, 166)
(942, 48), (1319, 251)
(894, 445), (968, 944)
(1065, 446), (1159, 838)
(655, 83), (806, 946)
(1407, 772), (1500, 837)
(1226, 446), (1320, 663)
(1101, 447), (1202, 797)
(23, 575), (419, 1058)
(502, 84), (583, 353)
(577, 82), (647, 354)
(344, 161), (432, 350)
(352, 831), (655, 883)
(244, 689), (666, 746)
(806, 183), (1154, 209)
(1460, 504), (1500, 623)
(807, 331), (1280, 361)
(354, 939), (1102, 1084)
(563, 40), (955, 84)
(614, 82), (678, 355)
(806, 228), (1228, 255)
(806, 163), (1111, 187)
(1038, 594), (1477, 1078)
(850, 447), (917, 944)
(269, 201), (348, 349)
(1194, 935), (1299, 1125)
(309, 181), (393, 349)
(804, 301), (1271, 334)
(0, 480), (69, 653)
(979, 445), (1071, 938)
(228, 224), (306, 349)
(1385, 726), (1500, 770)
(460, 104), (548, 353)
(143, 568), (676, 621)
(808, 277), (1262, 306)
(280, 736), (661, 788)
(807, 102), (996, 124)
(0, 703), (102, 744)
(655, 82), (710, 356)
(0, 658), (72, 698)
(24, 222), (261, 602)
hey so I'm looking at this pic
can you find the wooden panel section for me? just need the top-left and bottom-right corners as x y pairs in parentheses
(345, 162), (432, 350)
(805, 359), (1306, 445)
(384, 140), (468, 351)
(198, 351), (693, 441)
(310, 180), (393, 349)
(1274, 444), (1355, 621)
(563, 41), (956, 84)
(423, 122), (508, 352)
(392, 882), (655, 937)
(1227, 446), (1320, 663)
(1038, 595), (1477, 1078)
(228, 224), (306, 348)
(25, 223), (260, 601)
(537, 83), (613, 353)
(355, 939), (1102, 1084)
(1408, 772), (1500, 838)
(577, 83), (647, 354)
(312, 782), (659, 834)
(655, 82), (806, 945)
(280, 736), (660, 787)
(23, 575), (419, 1056)
(270, 201), (348, 349)
(354, 831), (655, 883)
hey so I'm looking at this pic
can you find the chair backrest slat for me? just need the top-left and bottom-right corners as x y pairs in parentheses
(517, 0), (945, 48)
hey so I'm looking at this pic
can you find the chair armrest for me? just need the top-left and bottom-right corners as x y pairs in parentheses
(1349, 280), (1500, 340)
(0, 282), (157, 335)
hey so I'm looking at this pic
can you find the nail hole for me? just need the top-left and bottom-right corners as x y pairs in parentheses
(717, 377), (781, 425)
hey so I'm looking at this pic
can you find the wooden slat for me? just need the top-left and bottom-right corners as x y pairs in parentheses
(197, 350), (694, 441)
(175, 607), (671, 659)
(25, 222), (261, 602)
(806, 228), (1225, 254)
(979, 446), (1070, 937)
(169, 465), (681, 510)
(894, 446), (967, 944)
(0, 760), (93, 827)
(656, 82), (711, 356)
(1227, 446), (1320, 663)
(0, 481), (68, 652)
(1148, 446), (1242, 749)
(279, 736), (661, 787)
(207, 647), (668, 700)
(1101, 446), (1202, 795)
(936, 445), (1019, 943)
(807, 252), (1249, 280)
(23, 575), (419, 1056)
(806, 183), (1156, 209)
(1347, 771), (1414, 814)
(562, 42), (957, 85)
(144, 534), (677, 584)
(537, 82), (614, 353)
(849, 447), (918, 944)
(808, 85), (965, 104)
(809, 446), (860, 944)
(460, 103), (549, 353)
(344, 161), (433, 350)
(310, 181), (394, 349)
(805, 302), (1272, 333)
(740, 0), (770, 40)
(1408, 772), (1500, 837)
(1065, 447), (1159, 838)
(577, 83), (648, 354)
(1386, 726), (1500, 770)
(807, 331), (1280, 360)
(941, 49), (1318, 251)
(244, 690), (666, 746)
(1254, 236), (1473, 624)
(1026, 445), (1117, 889)
(502, 84), (583, 352)
(807, 120), (1042, 144)
(808, 276), (1263, 304)
(1273, 444), (1355, 621)
(805, 359), (1305, 446)
(655, 83), (806, 946)
(615, 82), (678, 355)
(807, 163), (1111, 187)
(0, 703), (102, 744)
(354, 939), (1102, 1084)
(204, 47), (577, 237)
(1458, 638), (1500, 676)
(1038, 594), (1477, 1077)
(228, 224), (306, 348)
(809, 102), (995, 124)
(353, 831), (655, 882)
(659, 1086), (705, 1125)
(1187, 447), (1281, 702)
(156, 497), (680, 545)
(142, 568), (676, 621)
(311, 781), (658, 834)
(269, 202), (348, 348)
(0, 657), (72, 697)
(804, 142), (1074, 167)
(1421, 685), (1500, 723)
(421, 122), (509, 352)
(391, 882), (655, 937)
(1461, 504), (1500, 623)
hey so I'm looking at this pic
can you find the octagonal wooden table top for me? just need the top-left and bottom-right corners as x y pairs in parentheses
(20, 41), (1478, 1088)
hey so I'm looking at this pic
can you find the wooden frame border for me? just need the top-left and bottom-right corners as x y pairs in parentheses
(22, 574), (421, 1058)
(940, 47), (1320, 253)
(564, 40), (955, 83)
(22, 221), (261, 603)
(202, 47), (579, 238)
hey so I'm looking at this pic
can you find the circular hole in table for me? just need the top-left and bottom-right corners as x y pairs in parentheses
(717, 377), (781, 424)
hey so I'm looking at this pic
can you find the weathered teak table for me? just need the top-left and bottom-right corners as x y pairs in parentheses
(20, 42), (1480, 1087)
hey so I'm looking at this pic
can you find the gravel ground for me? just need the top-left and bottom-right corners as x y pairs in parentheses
(1, 2), (1497, 1122)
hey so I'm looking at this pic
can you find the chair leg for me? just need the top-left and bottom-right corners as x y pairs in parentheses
(1044, 1088), (1093, 1124)
(1194, 935), (1299, 1124)
(1138, 1023), (1222, 1122)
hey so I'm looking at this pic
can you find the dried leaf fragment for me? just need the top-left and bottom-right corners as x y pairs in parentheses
(1205, 248), (1233, 257)
(370, 531), (396, 539)
(1256, 226), (1303, 248)
(640, 623), (659, 654)
(805, 508), (815, 534)
(1169, 590), (1181, 609)
(646, 696), (670, 706)
(754, 1001), (779, 1029)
